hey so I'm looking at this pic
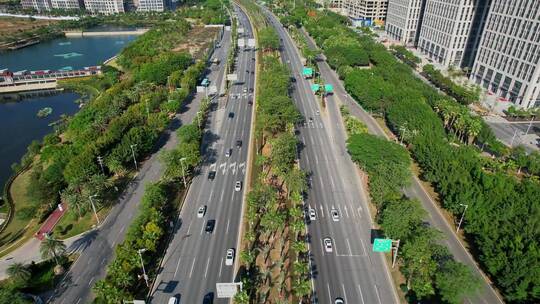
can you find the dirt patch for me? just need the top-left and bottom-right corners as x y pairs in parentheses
(0, 17), (57, 39)
(172, 26), (220, 59)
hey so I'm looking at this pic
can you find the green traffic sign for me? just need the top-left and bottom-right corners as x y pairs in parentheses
(311, 84), (320, 92)
(373, 238), (392, 252)
(324, 84), (334, 93)
(303, 67), (313, 77)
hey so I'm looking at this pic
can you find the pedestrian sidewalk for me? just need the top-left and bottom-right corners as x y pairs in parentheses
(0, 230), (91, 280)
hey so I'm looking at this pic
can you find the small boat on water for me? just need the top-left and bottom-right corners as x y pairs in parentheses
(37, 107), (53, 118)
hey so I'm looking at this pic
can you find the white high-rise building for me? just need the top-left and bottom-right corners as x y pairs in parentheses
(331, 0), (388, 26)
(470, 0), (540, 108)
(51, 0), (83, 10)
(83, 0), (124, 14)
(136, 0), (164, 11)
(20, 0), (53, 11)
(385, 0), (424, 45)
(417, 0), (480, 67)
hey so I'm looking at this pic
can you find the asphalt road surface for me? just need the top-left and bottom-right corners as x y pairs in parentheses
(297, 18), (505, 304)
(46, 27), (231, 304)
(262, 6), (398, 304)
(149, 6), (255, 304)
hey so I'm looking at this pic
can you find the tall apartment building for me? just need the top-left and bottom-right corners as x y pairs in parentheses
(50, 0), (83, 10)
(470, 0), (540, 108)
(331, 0), (388, 26)
(385, 0), (425, 45)
(20, 0), (53, 11)
(136, 0), (165, 11)
(83, 0), (124, 13)
(417, 0), (489, 68)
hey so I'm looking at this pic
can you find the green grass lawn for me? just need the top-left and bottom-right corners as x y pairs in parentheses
(52, 205), (112, 240)
(0, 170), (40, 255)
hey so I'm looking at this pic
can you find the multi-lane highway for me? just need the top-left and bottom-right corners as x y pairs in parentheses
(297, 21), (505, 304)
(261, 6), (398, 304)
(46, 23), (231, 304)
(149, 5), (256, 303)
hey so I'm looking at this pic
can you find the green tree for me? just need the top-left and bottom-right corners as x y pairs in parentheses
(6, 263), (31, 286)
(380, 199), (426, 241)
(435, 260), (480, 304)
(258, 27), (280, 51)
(0, 286), (29, 304)
(40, 236), (67, 265)
(400, 228), (440, 298)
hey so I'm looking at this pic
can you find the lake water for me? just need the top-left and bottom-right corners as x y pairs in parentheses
(0, 33), (137, 192)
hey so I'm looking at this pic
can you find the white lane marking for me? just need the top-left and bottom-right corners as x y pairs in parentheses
(218, 257), (224, 277)
(337, 205), (343, 219)
(200, 222), (205, 235)
(344, 205), (349, 218)
(320, 205), (325, 218)
(327, 283), (332, 304)
(75, 298), (81, 304)
(226, 219), (230, 235)
(174, 257), (182, 277)
(305, 152), (310, 164)
(186, 220), (192, 234)
(330, 174), (335, 189)
(374, 284), (382, 304)
(220, 187), (226, 202)
(189, 258), (196, 278)
(360, 239), (367, 256)
(342, 284), (349, 303)
(357, 207), (362, 218)
(120, 224), (125, 233)
(209, 187), (215, 200)
(87, 257), (93, 265)
(357, 285), (366, 304)
(314, 153), (319, 164)
(346, 238), (353, 256)
(319, 122), (323, 128)
(88, 276), (95, 286)
(204, 257), (211, 278)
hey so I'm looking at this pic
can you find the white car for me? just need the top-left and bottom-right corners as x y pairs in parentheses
(225, 248), (235, 266)
(197, 205), (207, 218)
(225, 148), (232, 157)
(309, 208), (316, 221)
(168, 297), (178, 304)
(335, 298), (344, 304)
(323, 238), (333, 253)
(235, 181), (242, 192)
(243, 87), (248, 93)
(331, 209), (340, 222)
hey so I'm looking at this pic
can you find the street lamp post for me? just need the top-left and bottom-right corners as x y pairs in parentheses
(510, 129), (518, 147)
(456, 203), (469, 233)
(88, 194), (101, 225)
(130, 144), (138, 170)
(180, 157), (187, 188)
(137, 248), (149, 287)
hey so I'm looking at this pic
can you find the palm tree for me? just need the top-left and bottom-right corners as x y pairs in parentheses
(7, 263), (30, 284)
(40, 236), (66, 265)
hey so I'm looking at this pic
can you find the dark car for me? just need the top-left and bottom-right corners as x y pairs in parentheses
(228, 112), (234, 118)
(249, 88), (254, 93)
(290, 76), (296, 83)
(248, 100), (253, 105)
(205, 220), (216, 233)
(203, 293), (214, 304)
(236, 140), (242, 147)
(208, 170), (216, 180)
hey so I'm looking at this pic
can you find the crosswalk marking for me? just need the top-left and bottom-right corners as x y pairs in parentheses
(220, 163), (227, 175)
(230, 162), (237, 175)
